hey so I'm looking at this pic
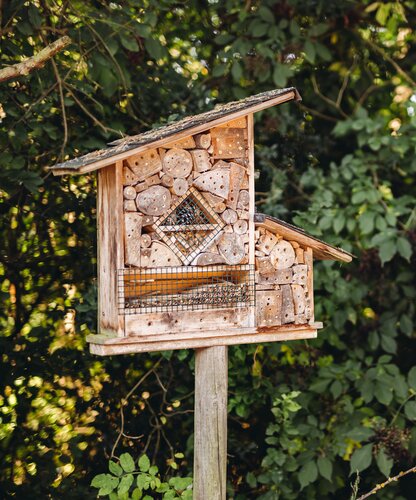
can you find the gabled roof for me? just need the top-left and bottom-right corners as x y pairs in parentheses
(49, 87), (300, 176)
(254, 213), (353, 263)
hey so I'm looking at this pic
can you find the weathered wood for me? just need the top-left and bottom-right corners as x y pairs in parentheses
(191, 149), (211, 173)
(136, 186), (171, 216)
(216, 116), (246, 128)
(193, 169), (230, 198)
(281, 284), (295, 324)
(140, 234), (152, 249)
(256, 256), (275, 275)
(213, 202), (226, 214)
(237, 209), (249, 220)
(89, 326), (319, 355)
(123, 200), (137, 212)
(140, 241), (182, 267)
(233, 219), (248, 235)
(221, 208), (237, 225)
(256, 290), (282, 327)
(124, 213), (143, 267)
(135, 182), (148, 193)
(292, 264), (308, 285)
(97, 162), (125, 337)
(123, 165), (139, 185)
(237, 189), (250, 209)
(161, 173), (174, 187)
(270, 240), (296, 269)
(164, 136), (196, 149)
(142, 215), (155, 226)
(194, 252), (226, 266)
(194, 133), (211, 149)
(163, 148), (193, 178)
(290, 240), (300, 249)
(202, 192), (225, 206)
(172, 178), (188, 196)
(258, 268), (293, 285)
(291, 284), (306, 315)
(53, 91), (298, 176)
(126, 149), (162, 181)
(123, 185), (136, 200)
(227, 162), (245, 210)
(218, 233), (245, 265)
(194, 346), (227, 500)
(305, 247), (314, 322)
(211, 127), (247, 159)
(145, 173), (161, 187)
(256, 231), (279, 255)
(295, 247), (305, 264)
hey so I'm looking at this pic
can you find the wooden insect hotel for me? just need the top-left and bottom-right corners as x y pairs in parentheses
(50, 88), (352, 355)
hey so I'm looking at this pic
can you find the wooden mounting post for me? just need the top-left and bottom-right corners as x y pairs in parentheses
(194, 346), (228, 500)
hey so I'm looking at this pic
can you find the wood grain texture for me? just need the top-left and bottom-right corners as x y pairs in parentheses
(194, 346), (228, 500)
(88, 325), (320, 354)
(97, 162), (124, 336)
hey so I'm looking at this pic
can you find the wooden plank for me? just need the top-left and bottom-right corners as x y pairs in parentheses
(125, 307), (251, 336)
(191, 149), (211, 173)
(194, 346), (227, 500)
(281, 284), (295, 324)
(140, 241), (182, 267)
(218, 233), (245, 265)
(291, 284), (306, 315)
(227, 162), (245, 210)
(305, 247), (314, 322)
(258, 268), (293, 285)
(124, 213), (143, 267)
(193, 169), (230, 199)
(211, 127), (247, 159)
(256, 290), (282, 327)
(97, 162), (125, 337)
(164, 136), (196, 149)
(52, 91), (298, 175)
(126, 148), (162, 181)
(247, 114), (255, 329)
(88, 326), (319, 355)
(216, 116), (247, 128)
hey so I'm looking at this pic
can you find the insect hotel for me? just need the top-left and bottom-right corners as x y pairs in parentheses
(50, 88), (352, 355)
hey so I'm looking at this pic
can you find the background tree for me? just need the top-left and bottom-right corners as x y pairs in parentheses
(0, 0), (415, 498)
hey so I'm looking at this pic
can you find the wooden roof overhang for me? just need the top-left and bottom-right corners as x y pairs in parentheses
(254, 213), (353, 263)
(48, 87), (301, 176)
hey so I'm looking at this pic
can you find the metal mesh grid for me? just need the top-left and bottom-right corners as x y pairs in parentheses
(118, 265), (255, 314)
(154, 188), (224, 265)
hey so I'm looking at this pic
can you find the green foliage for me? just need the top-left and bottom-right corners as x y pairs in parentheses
(1, 0), (416, 499)
(90, 453), (192, 499)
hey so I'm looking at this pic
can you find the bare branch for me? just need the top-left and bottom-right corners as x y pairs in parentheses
(356, 465), (416, 500)
(0, 36), (71, 83)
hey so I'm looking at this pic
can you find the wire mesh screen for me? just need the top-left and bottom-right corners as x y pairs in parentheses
(154, 188), (224, 264)
(118, 265), (255, 314)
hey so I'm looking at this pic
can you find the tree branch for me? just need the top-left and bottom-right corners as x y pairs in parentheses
(0, 36), (71, 83)
(356, 466), (416, 500)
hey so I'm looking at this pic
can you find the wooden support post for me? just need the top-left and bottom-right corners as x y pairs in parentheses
(194, 346), (228, 500)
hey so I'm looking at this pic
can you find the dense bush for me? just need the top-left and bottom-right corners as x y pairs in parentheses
(1, 1), (415, 498)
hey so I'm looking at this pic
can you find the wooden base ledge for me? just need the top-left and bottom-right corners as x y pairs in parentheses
(87, 324), (321, 356)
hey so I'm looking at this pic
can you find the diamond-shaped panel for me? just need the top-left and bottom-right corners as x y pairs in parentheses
(154, 188), (224, 264)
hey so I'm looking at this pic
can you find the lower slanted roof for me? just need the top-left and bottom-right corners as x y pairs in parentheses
(254, 213), (353, 263)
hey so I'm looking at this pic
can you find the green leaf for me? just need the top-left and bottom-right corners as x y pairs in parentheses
(91, 474), (119, 495)
(251, 20), (269, 37)
(121, 35), (139, 52)
(298, 461), (318, 490)
(309, 23), (329, 37)
(212, 64), (227, 77)
(376, 449), (393, 478)
(120, 453), (136, 473)
(118, 474), (134, 495)
(379, 240), (396, 265)
(138, 454), (150, 472)
(359, 211), (375, 235)
(304, 40), (316, 63)
(258, 6), (274, 23)
(317, 456), (333, 481)
(109, 461), (123, 476)
(381, 335), (397, 354)
(374, 381), (393, 405)
(405, 401), (416, 420)
(145, 38), (164, 60)
(350, 444), (373, 474)
(408, 367), (416, 389)
(132, 487), (142, 500)
(231, 61), (242, 82)
(137, 474), (147, 490)
(397, 237), (412, 261)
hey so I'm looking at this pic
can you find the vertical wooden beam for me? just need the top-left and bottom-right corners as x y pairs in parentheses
(97, 161), (125, 337)
(247, 113), (256, 327)
(305, 247), (315, 323)
(194, 346), (228, 500)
